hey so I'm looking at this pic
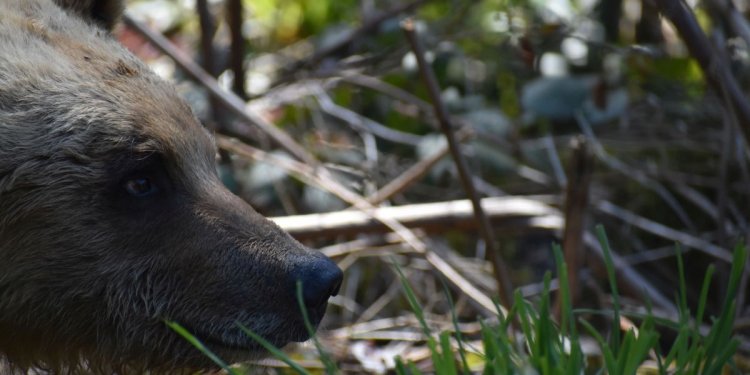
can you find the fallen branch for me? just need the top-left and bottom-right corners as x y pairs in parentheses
(271, 196), (562, 240)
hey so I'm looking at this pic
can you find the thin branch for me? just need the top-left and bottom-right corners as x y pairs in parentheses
(716, 106), (733, 246)
(288, 0), (428, 71)
(196, 0), (217, 76)
(195, 0), (221, 130)
(367, 129), (472, 205)
(596, 200), (732, 262)
(575, 111), (696, 230)
(543, 134), (567, 187)
(121, 14), (316, 165)
(654, 0), (750, 146)
(314, 90), (423, 145)
(557, 137), (594, 313)
(271, 196), (561, 239)
(402, 18), (513, 307)
(357, 278), (404, 323)
(341, 73), (434, 115)
(584, 233), (677, 314)
(226, 0), (246, 99)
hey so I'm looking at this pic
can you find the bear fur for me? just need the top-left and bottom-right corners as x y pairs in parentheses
(0, 0), (341, 372)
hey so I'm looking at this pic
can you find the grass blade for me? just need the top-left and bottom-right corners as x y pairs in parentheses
(165, 321), (238, 375)
(440, 278), (472, 374)
(595, 225), (621, 356)
(296, 280), (338, 374)
(236, 323), (311, 375)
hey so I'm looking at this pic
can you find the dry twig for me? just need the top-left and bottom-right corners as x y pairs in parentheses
(226, 0), (246, 99)
(122, 14), (317, 164)
(596, 200), (732, 262)
(271, 196), (562, 239)
(557, 137), (594, 312)
(575, 112), (696, 230)
(367, 128), (472, 205)
(314, 90), (423, 145)
(584, 233), (677, 314)
(195, 0), (222, 130)
(654, 0), (750, 146)
(287, 0), (428, 71)
(402, 18), (513, 308)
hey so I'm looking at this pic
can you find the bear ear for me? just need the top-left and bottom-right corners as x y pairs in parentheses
(53, 0), (124, 31)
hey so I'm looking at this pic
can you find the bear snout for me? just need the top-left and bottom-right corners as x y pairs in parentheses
(291, 253), (343, 311)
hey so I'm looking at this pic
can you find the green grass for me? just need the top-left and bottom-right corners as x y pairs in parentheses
(171, 226), (746, 374)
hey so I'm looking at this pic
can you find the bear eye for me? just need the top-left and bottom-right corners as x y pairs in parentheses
(124, 177), (158, 197)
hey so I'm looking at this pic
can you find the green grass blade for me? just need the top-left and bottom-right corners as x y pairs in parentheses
(580, 319), (616, 374)
(677, 264), (716, 372)
(296, 280), (338, 374)
(394, 356), (409, 375)
(165, 321), (239, 375)
(662, 324), (689, 371)
(553, 244), (576, 340)
(535, 272), (555, 370)
(407, 361), (422, 374)
(391, 258), (449, 373)
(236, 323), (311, 375)
(694, 264), (715, 334)
(614, 329), (634, 375)
(666, 245), (691, 372)
(391, 257), (431, 337)
(703, 338), (739, 375)
(514, 291), (535, 355)
(703, 243), (746, 371)
(480, 319), (508, 375)
(595, 225), (621, 356)
(675, 245), (689, 317)
(438, 330), (458, 375)
(622, 330), (658, 375)
(440, 278), (471, 374)
(552, 244), (584, 374)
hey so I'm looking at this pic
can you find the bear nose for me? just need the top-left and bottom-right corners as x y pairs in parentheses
(294, 255), (343, 310)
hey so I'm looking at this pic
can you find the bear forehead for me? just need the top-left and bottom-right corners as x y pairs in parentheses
(1, 0), (216, 170)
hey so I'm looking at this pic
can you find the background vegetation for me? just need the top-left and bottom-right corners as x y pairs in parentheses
(120, 0), (750, 372)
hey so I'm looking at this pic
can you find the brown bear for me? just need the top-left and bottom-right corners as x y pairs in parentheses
(0, 0), (342, 373)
